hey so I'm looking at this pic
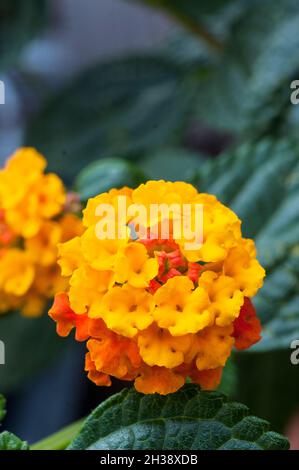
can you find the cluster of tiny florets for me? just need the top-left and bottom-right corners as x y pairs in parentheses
(50, 181), (265, 394)
(0, 148), (83, 316)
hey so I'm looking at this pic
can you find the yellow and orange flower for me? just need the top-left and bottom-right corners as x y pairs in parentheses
(0, 148), (83, 316)
(49, 180), (265, 395)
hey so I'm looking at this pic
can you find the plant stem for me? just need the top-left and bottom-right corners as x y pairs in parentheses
(137, 0), (224, 51)
(30, 418), (85, 450)
(169, 11), (224, 51)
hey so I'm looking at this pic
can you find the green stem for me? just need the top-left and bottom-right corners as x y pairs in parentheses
(168, 10), (224, 51)
(30, 418), (85, 450)
(135, 0), (224, 51)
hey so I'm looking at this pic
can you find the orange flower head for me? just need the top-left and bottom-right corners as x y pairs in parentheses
(0, 148), (83, 317)
(49, 180), (265, 394)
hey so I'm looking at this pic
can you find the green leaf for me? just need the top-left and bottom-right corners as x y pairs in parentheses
(75, 158), (145, 201)
(131, 1), (299, 138)
(0, 394), (29, 450)
(194, 0), (299, 135)
(0, 0), (47, 71)
(142, 147), (206, 181)
(0, 431), (29, 450)
(192, 138), (299, 351)
(68, 384), (289, 450)
(25, 56), (195, 182)
(130, 1), (249, 54)
(0, 396), (6, 422)
(0, 311), (67, 394)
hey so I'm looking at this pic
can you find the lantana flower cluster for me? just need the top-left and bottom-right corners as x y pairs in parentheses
(0, 148), (83, 316)
(50, 181), (265, 395)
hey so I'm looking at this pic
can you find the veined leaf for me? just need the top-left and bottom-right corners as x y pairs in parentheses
(0, 393), (28, 450)
(195, 0), (299, 135)
(0, 432), (29, 451)
(68, 384), (289, 450)
(193, 138), (299, 351)
(142, 0), (299, 136)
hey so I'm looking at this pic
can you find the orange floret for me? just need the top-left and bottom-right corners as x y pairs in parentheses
(233, 297), (262, 350)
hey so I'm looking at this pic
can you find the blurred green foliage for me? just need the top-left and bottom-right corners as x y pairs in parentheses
(26, 56), (197, 182)
(0, 394), (6, 422)
(0, 312), (67, 394)
(75, 158), (145, 201)
(0, 0), (47, 71)
(24, 0), (299, 177)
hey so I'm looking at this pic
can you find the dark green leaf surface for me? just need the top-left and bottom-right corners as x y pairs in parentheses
(128, 1), (299, 138)
(195, 0), (299, 135)
(0, 311), (67, 394)
(0, 431), (29, 450)
(142, 148), (206, 182)
(25, 56), (194, 182)
(75, 158), (145, 201)
(0, 0), (47, 71)
(193, 138), (299, 351)
(68, 384), (289, 450)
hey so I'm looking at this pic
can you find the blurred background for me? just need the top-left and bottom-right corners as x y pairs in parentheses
(0, 0), (171, 160)
(1, 0), (299, 449)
